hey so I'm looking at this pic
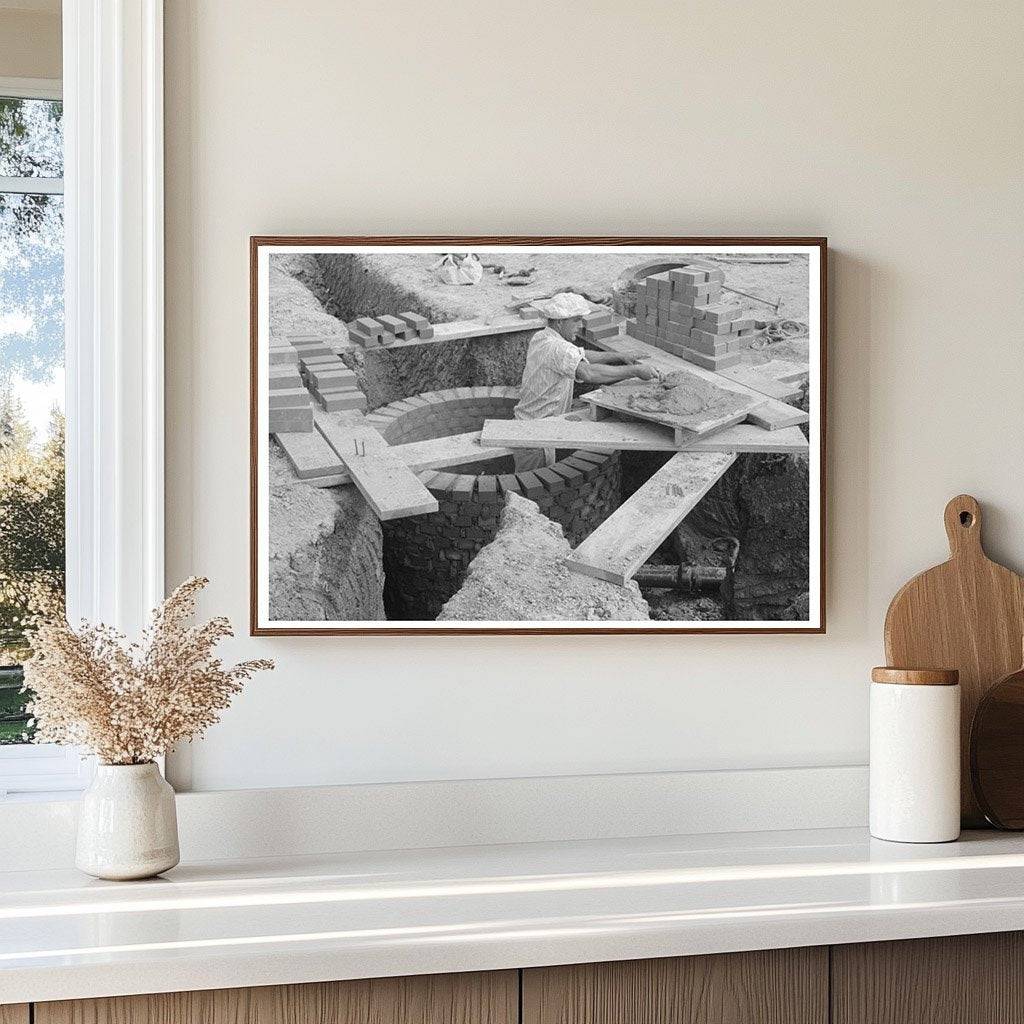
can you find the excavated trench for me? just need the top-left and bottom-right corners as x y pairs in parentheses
(365, 389), (621, 620)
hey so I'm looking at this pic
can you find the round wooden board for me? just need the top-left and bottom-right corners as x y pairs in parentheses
(884, 495), (1024, 826)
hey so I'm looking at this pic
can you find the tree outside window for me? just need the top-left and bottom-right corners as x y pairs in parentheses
(0, 94), (65, 744)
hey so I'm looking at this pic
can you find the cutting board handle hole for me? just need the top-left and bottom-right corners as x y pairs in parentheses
(960, 511), (974, 527)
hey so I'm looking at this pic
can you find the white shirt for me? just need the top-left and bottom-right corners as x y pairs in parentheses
(513, 328), (587, 421)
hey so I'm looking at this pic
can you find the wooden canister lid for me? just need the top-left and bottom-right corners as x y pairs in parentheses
(871, 666), (959, 686)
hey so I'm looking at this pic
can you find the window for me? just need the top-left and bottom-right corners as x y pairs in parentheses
(0, 79), (85, 797)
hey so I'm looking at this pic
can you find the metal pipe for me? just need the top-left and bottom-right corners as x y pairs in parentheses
(633, 564), (728, 593)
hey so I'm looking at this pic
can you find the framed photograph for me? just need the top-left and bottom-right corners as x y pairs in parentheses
(250, 237), (826, 635)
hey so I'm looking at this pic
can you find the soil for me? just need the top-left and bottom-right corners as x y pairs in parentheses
(614, 370), (753, 429)
(267, 442), (385, 621)
(438, 493), (649, 622)
(267, 260), (348, 339)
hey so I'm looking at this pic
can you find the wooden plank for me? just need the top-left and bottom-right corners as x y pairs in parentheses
(382, 316), (544, 349)
(578, 374), (755, 439)
(523, 949), (827, 1024)
(346, 446), (440, 520)
(832, 933), (1024, 1024)
(37, 971), (518, 1024)
(479, 416), (807, 454)
(590, 332), (808, 430)
(716, 364), (803, 402)
(566, 451), (736, 586)
(306, 429), (513, 487)
(746, 402), (809, 430)
(273, 429), (343, 479)
(0, 1006), (28, 1024)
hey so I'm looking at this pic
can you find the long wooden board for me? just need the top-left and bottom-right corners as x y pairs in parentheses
(590, 333), (809, 429)
(312, 410), (439, 520)
(566, 452), (736, 586)
(273, 429), (344, 480)
(479, 416), (808, 454)
(307, 428), (513, 487)
(345, 446), (439, 520)
(716, 365), (803, 402)
(884, 494), (1024, 826)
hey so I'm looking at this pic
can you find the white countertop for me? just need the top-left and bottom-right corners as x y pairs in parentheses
(4, 826), (1024, 1004)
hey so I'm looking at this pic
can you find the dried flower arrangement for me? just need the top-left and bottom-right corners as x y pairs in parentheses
(22, 577), (273, 765)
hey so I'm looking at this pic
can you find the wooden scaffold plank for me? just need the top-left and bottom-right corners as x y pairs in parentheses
(479, 416), (807, 454)
(306, 427), (513, 487)
(313, 411), (437, 520)
(565, 451), (736, 586)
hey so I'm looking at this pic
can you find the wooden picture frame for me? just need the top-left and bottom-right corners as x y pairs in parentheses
(251, 237), (827, 635)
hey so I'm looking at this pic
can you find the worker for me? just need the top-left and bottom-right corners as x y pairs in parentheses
(513, 295), (658, 472)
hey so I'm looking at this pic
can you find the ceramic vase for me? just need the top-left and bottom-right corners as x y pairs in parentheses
(76, 762), (180, 880)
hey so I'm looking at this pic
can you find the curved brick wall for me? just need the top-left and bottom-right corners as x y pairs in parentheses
(367, 388), (621, 621)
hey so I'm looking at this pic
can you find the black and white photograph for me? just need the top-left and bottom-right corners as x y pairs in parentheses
(251, 239), (825, 634)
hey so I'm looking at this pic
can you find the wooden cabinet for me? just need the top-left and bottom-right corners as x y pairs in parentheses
(22, 932), (1024, 1024)
(832, 932), (1024, 1024)
(34, 971), (517, 1024)
(522, 948), (827, 1024)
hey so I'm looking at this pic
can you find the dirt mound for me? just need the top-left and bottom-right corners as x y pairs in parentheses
(438, 493), (649, 622)
(267, 258), (347, 339)
(268, 442), (385, 622)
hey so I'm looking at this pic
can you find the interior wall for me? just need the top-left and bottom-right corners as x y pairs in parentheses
(0, 6), (61, 80)
(163, 0), (1024, 792)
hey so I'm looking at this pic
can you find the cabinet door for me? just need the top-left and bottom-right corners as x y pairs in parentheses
(523, 948), (828, 1024)
(832, 932), (1024, 1024)
(35, 970), (517, 1024)
(0, 1006), (29, 1024)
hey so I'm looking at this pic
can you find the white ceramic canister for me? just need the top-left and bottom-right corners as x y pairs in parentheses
(869, 667), (961, 843)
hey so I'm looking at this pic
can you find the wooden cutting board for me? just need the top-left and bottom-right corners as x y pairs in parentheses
(884, 494), (1024, 825)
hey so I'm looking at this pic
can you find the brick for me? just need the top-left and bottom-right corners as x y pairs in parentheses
(549, 461), (584, 484)
(269, 371), (303, 390)
(268, 404), (313, 434)
(706, 267), (726, 284)
(300, 355), (342, 369)
(269, 387), (312, 408)
(354, 317), (384, 338)
(314, 389), (367, 412)
(672, 282), (714, 302)
(696, 302), (742, 325)
(269, 347), (299, 365)
(679, 347), (742, 371)
(450, 475), (476, 501)
(585, 322), (623, 340)
(308, 366), (357, 389)
(515, 471), (546, 500)
(418, 326), (434, 340)
(427, 471), (458, 493)
(398, 311), (430, 332)
(669, 267), (709, 286)
(733, 318), (756, 332)
(476, 476), (502, 503)
(497, 473), (522, 495)
(687, 333), (732, 356)
(728, 336), (754, 353)
(534, 467), (565, 492)
(584, 310), (613, 328)
(378, 314), (407, 334)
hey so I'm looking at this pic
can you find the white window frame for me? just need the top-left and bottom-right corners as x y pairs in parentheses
(0, 0), (165, 798)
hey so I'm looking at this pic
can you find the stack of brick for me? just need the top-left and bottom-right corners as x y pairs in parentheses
(630, 266), (757, 371)
(267, 352), (313, 433)
(292, 339), (366, 413)
(348, 311), (434, 347)
(580, 310), (625, 346)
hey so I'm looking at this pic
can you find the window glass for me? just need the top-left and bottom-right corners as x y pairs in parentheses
(0, 97), (65, 746)
(0, 98), (63, 178)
